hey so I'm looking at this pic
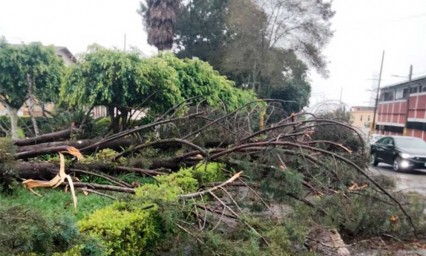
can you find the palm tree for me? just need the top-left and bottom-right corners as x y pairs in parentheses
(139, 0), (181, 51)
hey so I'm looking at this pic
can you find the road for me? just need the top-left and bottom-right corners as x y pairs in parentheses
(369, 163), (426, 196)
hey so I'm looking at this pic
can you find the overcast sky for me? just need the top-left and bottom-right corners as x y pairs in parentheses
(1, 0), (426, 108)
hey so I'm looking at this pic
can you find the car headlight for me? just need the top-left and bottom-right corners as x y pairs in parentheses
(400, 153), (411, 159)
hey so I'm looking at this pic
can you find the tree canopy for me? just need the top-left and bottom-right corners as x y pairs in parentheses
(60, 47), (258, 131)
(0, 39), (64, 138)
(173, 0), (334, 114)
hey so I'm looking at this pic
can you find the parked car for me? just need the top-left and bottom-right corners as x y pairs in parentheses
(370, 135), (426, 171)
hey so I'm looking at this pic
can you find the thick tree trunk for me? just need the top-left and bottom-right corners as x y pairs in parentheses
(6, 106), (19, 139)
(15, 137), (136, 159)
(13, 127), (82, 146)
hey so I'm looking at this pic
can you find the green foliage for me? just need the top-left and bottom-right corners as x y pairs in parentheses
(174, 0), (334, 110)
(0, 138), (17, 194)
(77, 163), (202, 255)
(60, 48), (258, 132)
(190, 217), (310, 256)
(0, 206), (80, 255)
(53, 236), (107, 256)
(312, 109), (363, 153)
(0, 187), (112, 220)
(189, 162), (225, 184)
(0, 39), (64, 138)
(260, 167), (305, 203)
(78, 203), (160, 256)
(0, 137), (15, 163)
(0, 40), (64, 109)
(310, 190), (426, 239)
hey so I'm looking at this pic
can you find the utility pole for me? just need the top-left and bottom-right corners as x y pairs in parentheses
(371, 50), (385, 135)
(123, 34), (127, 52)
(403, 65), (413, 136)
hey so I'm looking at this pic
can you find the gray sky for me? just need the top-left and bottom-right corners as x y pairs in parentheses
(1, 0), (426, 107)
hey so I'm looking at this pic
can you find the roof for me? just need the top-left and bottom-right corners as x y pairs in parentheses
(381, 74), (426, 90)
(55, 46), (76, 63)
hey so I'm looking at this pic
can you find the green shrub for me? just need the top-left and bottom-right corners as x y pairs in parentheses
(0, 206), (80, 255)
(78, 203), (160, 256)
(189, 162), (225, 184)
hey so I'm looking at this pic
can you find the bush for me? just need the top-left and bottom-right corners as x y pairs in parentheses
(78, 202), (161, 256)
(0, 206), (81, 255)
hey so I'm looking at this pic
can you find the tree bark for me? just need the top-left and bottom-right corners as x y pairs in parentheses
(26, 74), (40, 137)
(15, 137), (135, 159)
(6, 106), (19, 139)
(13, 127), (82, 146)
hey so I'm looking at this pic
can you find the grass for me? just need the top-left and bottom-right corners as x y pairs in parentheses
(0, 186), (115, 220)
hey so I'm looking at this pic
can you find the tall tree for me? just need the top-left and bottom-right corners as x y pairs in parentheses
(174, 0), (334, 112)
(175, 0), (229, 67)
(138, 0), (181, 51)
(255, 0), (334, 75)
(0, 39), (64, 139)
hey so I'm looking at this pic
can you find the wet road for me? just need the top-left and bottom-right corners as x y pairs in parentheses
(369, 164), (426, 196)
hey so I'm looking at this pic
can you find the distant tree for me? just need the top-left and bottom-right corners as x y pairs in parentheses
(0, 39), (64, 139)
(174, 0), (229, 67)
(138, 0), (181, 51)
(174, 0), (334, 112)
(255, 0), (334, 75)
(60, 47), (257, 132)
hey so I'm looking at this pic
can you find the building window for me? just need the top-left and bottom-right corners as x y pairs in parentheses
(360, 115), (363, 121)
(383, 91), (394, 101)
(396, 88), (404, 99)
(410, 86), (418, 94)
(368, 116), (370, 121)
(403, 88), (409, 98)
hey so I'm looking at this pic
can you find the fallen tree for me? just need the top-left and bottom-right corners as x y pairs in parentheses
(1, 104), (425, 255)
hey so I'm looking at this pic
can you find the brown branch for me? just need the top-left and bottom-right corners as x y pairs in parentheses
(80, 112), (204, 152)
(67, 182), (135, 193)
(79, 188), (117, 200)
(179, 171), (243, 199)
(115, 166), (170, 176)
(114, 138), (209, 161)
(69, 168), (132, 188)
(211, 140), (417, 236)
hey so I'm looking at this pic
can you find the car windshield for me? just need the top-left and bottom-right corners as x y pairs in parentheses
(394, 137), (426, 149)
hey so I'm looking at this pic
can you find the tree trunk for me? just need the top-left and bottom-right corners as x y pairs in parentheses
(109, 106), (120, 133)
(15, 137), (135, 159)
(6, 106), (19, 139)
(26, 74), (40, 136)
(13, 127), (82, 146)
(27, 100), (40, 137)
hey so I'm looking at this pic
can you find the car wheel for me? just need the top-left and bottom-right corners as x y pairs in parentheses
(370, 152), (379, 166)
(393, 157), (401, 172)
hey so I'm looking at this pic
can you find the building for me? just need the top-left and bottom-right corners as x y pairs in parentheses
(350, 106), (374, 130)
(375, 75), (426, 140)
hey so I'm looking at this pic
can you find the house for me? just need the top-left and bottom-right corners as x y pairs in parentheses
(350, 106), (374, 130)
(375, 75), (426, 140)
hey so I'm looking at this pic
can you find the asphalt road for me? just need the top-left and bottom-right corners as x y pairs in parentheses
(369, 163), (426, 196)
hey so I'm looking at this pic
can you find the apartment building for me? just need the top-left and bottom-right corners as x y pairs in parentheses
(376, 75), (426, 140)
